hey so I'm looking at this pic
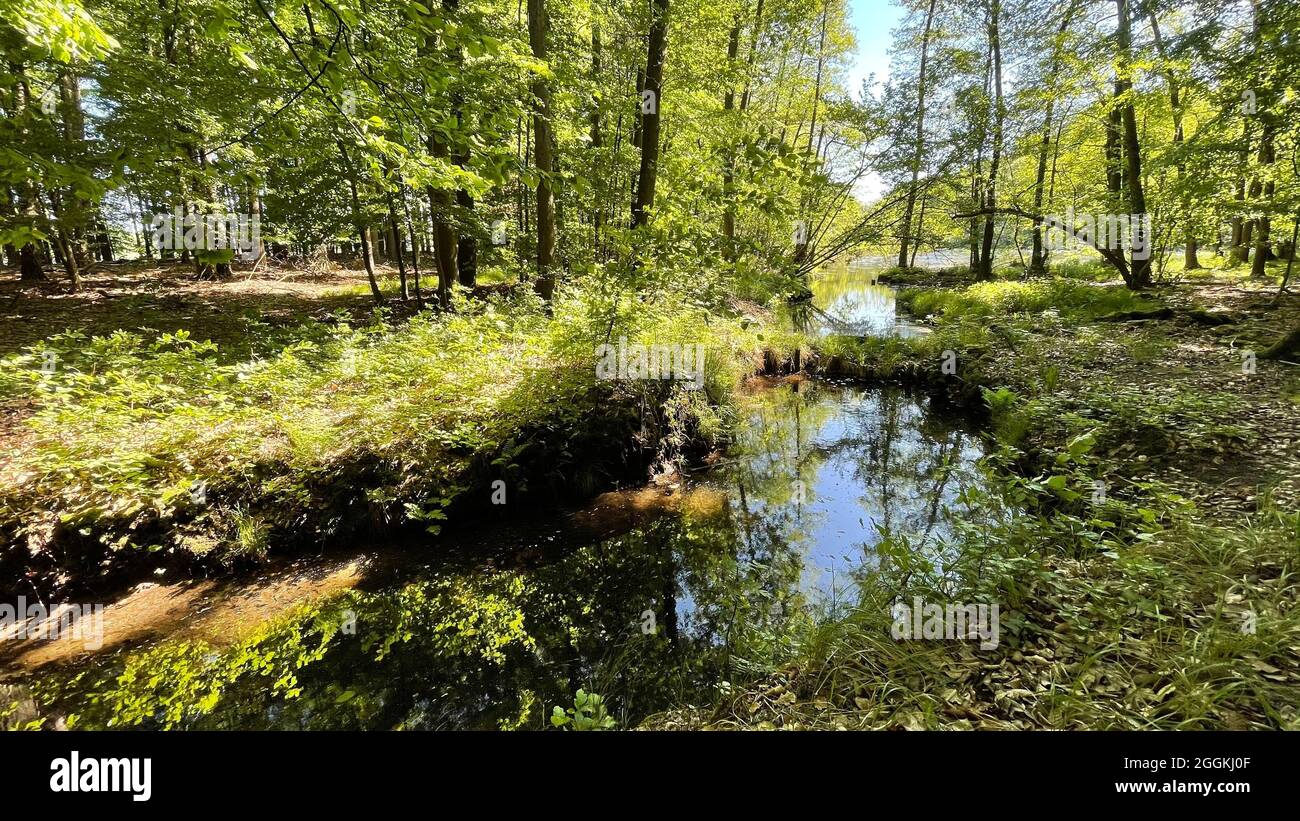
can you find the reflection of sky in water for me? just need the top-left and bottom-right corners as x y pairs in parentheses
(717, 383), (984, 613)
(811, 267), (928, 338)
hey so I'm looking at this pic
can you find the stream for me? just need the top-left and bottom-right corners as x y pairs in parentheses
(4, 265), (992, 730)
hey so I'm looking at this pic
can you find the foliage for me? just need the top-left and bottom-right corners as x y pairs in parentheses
(550, 689), (617, 730)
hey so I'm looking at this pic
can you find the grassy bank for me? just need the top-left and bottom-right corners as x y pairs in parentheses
(0, 285), (796, 595)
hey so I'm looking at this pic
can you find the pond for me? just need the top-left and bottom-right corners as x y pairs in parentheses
(5, 264), (990, 730)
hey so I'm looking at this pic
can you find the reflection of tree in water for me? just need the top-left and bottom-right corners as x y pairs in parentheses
(810, 267), (895, 336)
(34, 381), (982, 731)
(724, 381), (983, 602)
(38, 508), (810, 731)
(828, 387), (976, 542)
(725, 382), (837, 596)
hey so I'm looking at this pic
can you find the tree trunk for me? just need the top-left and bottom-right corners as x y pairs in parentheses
(401, 186), (424, 306)
(1230, 126), (1250, 265)
(1250, 121), (1275, 279)
(422, 25), (457, 305)
(1115, 0), (1150, 288)
(721, 11), (742, 256)
(590, 17), (605, 251)
(631, 0), (670, 230)
(807, 0), (828, 157)
(527, 0), (557, 301)
(339, 140), (384, 304)
(1148, 15), (1200, 270)
(8, 60), (47, 280)
(443, 0), (476, 288)
(1275, 215), (1298, 299)
(738, 0), (765, 113)
(44, 189), (81, 288)
(1262, 323), (1300, 360)
(57, 67), (91, 276)
(910, 183), (928, 268)
(1030, 6), (1076, 274)
(388, 206), (408, 300)
(1104, 107), (1124, 207)
(898, 0), (937, 269)
(977, 0), (1004, 281)
(196, 148), (231, 279)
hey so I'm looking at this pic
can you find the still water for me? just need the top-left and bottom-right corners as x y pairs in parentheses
(808, 262), (929, 338)
(8, 271), (988, 730)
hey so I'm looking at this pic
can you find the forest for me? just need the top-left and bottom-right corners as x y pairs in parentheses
(0, 0), (1298, 732)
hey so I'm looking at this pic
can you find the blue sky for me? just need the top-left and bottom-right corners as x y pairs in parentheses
(844, 0), (904, 200)
(845, 0), (905, 96)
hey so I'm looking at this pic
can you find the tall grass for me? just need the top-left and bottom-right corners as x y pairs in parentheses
(901, 280), (1158, 322)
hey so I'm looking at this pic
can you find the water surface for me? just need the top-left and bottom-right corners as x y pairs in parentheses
(809, 262), (928, 338)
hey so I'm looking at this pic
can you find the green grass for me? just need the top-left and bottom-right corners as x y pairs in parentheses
(322, 264), (521, 298)
(0, 287), (769, 570)
(900, 280), (1159, 322)
(1047, 257), (1116, 282)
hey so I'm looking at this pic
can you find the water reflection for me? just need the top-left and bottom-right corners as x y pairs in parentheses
(22, 382), (986, 730)
(724, 381), (984, 614)
(810, 264), (926, 338)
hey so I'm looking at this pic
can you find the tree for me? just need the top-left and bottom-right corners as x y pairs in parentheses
(975, 0), (1003, 281)
(631, 0), (669, 230)
(526, 0), (555, 301)
(897, 0), (937, 269)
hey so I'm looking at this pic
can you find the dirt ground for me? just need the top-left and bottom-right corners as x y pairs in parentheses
(1060, 282), (1300, 511)
(1138, 284), (1300, 510)
(0, 258), (390, 359)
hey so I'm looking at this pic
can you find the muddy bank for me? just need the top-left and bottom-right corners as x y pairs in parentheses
(0, 373), (720, 603)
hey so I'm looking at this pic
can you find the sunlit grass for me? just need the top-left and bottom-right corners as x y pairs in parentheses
(0, 286), (769, 563)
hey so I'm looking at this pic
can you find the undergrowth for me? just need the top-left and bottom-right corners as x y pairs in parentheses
(0, 286), (784, 586)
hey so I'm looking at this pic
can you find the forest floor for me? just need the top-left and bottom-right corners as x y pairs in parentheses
(0, 259), (387, 360)
(978, 277), (1300, 512)
(0, 258), (516, 458)
(4, 257), (1299, 730)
